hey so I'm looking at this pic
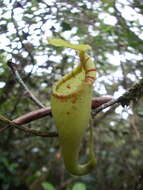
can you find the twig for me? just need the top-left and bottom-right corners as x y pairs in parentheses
(0, 97), (112, 135)
(0, 77), (142, 137)
(117, 78), (143, 106)
(0, 114), (58, 137)
(94, 78), (143, 115)
(12, 97), (112, 125)
(0, 125), (10, 133)
(14, 125), (58, 137)
(13, 107), (52, 124)
(93, 98), (119, 115)
(7, 61), (45, 108)
(11, 7), (35, 67)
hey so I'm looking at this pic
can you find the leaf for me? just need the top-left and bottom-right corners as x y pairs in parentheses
(0, 114), (11, 125)
(131, 149), (140, 157)
(138, 112), (143, 117)
(61, 22), (72, 31)
(41, 182), (56, 190)
(0, 24), (7, 33)
(101, 0), (114, 5)
(48, 38), (91, 51)
(72, 182), (86, 190)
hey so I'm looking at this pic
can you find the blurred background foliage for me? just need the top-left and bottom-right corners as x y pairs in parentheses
(0, 0), (143, 189)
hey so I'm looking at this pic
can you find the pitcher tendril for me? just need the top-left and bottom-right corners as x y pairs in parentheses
(49, 38), (96, 176)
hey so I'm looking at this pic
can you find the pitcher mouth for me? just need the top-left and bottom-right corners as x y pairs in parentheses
(52, 51), (96, 99)
(52, 64), (85, 99)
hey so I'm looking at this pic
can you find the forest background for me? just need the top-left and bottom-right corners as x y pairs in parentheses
(0, 0), (143, 190)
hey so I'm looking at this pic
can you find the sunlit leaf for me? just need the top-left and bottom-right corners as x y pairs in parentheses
(72, 182), (86, 190)
(48, 38), (91, 51)
(42, 182), (56, 190)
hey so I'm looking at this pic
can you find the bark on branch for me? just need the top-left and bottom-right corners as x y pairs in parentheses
(1, 60), (142, 137)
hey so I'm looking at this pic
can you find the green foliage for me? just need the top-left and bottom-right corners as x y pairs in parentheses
(61, 22), (72, 31)
(42, 182), (56, 190)
(0, 152), (22, 190)
(0, 0), (143, 189)
(72, 182), (86, 190)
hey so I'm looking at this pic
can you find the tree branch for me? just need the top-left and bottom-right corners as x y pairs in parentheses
(0, 115), (58, 137)
(94, 78), (143, 115)
(7, 61), (45, 108)
(1, 68), (142, 137)
(11, 7), (35, 66)
(0, 97), (112, 137)
(12, 97), (112, 125)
